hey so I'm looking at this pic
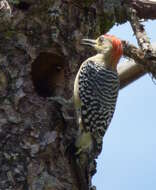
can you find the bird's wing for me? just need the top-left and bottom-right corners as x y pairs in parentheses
(78, 60), (119, 153)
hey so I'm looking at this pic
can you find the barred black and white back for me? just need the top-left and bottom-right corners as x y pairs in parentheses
(78, 60), (120, 156)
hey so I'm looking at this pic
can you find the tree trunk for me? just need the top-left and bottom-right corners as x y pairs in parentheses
(0, 0), (156, 190)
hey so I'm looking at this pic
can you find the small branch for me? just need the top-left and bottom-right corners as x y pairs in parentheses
(122, 40), (145, 65)
(127, 7), (152, 52)
(120, 6), (156, 85)
(118, 60), (145, 89)
(118, 41), (156, 88)
(119, 40), (146, 88)
(122, 40), (156, 71)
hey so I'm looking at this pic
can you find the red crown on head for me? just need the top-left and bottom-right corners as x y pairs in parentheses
(103, 34), (123, 64)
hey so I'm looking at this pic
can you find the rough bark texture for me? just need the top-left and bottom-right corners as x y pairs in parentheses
(0, 0), (156, 190)
(129, 0), (156, 19)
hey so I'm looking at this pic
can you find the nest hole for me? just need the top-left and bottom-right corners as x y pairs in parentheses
(31, 52), (65, 97)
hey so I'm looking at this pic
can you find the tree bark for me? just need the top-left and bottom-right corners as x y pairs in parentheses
(129, 0), (156, 19)
(0, 1), (156, 190)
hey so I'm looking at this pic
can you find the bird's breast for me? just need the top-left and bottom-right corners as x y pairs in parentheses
(79, 60), (120, 107)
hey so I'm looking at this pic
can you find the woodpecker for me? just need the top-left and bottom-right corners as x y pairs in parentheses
(73, 34), (123, 175)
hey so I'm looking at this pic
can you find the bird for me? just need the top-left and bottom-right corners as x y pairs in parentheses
(73, 34), (123, 187)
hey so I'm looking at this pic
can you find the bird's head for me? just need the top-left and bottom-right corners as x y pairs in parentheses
(82, 34), (123, 67)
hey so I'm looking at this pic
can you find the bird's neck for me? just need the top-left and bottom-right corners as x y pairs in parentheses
(88, 53), (117, 71)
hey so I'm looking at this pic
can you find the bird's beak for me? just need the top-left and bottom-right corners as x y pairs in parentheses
(81, 39), (97, 47)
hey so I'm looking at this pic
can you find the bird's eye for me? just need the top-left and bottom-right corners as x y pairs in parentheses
(98, 36), (105, 43)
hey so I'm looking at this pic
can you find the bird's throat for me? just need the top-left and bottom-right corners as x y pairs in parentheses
(88, 53), (117, 71)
